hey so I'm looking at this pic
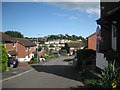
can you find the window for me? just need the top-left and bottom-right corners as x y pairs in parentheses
(113, 25), (117, 37)
(29, 47), (31, 50)
(13, 42), (15, 47)
(112, 21), (117, 37)
(26, 47), (28, 51)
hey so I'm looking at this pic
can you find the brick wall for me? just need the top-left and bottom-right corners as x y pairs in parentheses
(5, 43), (14, 50)
(16, 43), (27, 58)
(39, 50), (46, 56)
(5, 42), (36, 60)
(88, 33), (97, 51)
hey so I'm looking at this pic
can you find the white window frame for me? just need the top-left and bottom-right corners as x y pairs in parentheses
(29, 47), (31, 50)
(26, 47), (28, 51)
(112, 22), (117, 51)
(13, 42), (15, 47)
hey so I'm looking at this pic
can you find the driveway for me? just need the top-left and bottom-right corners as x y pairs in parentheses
(2, 56), (84, 89)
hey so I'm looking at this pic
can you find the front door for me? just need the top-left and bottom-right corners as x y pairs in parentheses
(112, 22), (117, 51)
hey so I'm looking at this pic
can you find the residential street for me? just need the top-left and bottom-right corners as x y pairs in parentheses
(2, 56), (84, 88)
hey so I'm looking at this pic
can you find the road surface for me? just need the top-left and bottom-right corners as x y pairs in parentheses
(2, 56), (84, 88)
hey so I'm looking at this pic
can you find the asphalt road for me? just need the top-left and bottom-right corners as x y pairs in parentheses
(2, 56), (84, 88)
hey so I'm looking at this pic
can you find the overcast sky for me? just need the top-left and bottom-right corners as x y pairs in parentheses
(2, 1), (100, 38)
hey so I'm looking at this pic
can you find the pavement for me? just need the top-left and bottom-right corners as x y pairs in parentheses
(2, 56), (84, 89)
(2, 57), (54, 80)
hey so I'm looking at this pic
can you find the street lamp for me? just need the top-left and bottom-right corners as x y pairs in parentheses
(37, 34), (40, 63)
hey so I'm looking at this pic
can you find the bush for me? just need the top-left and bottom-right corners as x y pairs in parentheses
(34, 52), (39, 58)
(33, 58), (38, 64)
(80, 71), (100, 88)
(29, 58), (39, 64)
(28, 61), (31, 64)
(59, 49), (67, 56)
(43, 55), (48, 60)
(0, 42), (8, 72)
(98, 60), (120, 88)
(76, 49), (96, 70)
(84, 61), (120, 88)
(73, 50), (76, 55)
(53, 55), (59, 58)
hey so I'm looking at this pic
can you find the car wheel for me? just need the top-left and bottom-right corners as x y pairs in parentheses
(10, 64), (14, 68)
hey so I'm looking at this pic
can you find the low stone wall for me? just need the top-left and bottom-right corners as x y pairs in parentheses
(19, 62), (28, 67)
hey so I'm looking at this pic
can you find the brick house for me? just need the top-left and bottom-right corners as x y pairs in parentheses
(1, 32), (36, 62)
(96, 1), (120, 69)
(87, 33), (97, 51)
(38, 48), (46, 57)
(65, 42), (85, 55)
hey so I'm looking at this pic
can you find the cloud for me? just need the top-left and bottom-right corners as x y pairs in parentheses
(57, 14), (67, 16)
(86, 8), (100, 15)
(53, 13), (67, 17)
(50, 2), (100, 16)
(3, 0), (100, 16)
(69, 16), (77, 20)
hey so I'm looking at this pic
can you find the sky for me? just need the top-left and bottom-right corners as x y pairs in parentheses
(2, 1), (100, 38)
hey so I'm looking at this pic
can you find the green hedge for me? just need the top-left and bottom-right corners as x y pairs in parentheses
(76, 49), (96, 70)
(28, 58), (39, 64)
(0, 42), (8, 72)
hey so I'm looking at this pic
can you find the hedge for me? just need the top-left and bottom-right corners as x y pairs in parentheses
(0, 42), (8, 72)
(76, 49), (96, 70)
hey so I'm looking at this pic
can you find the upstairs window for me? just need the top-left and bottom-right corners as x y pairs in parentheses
(29, 47), (31, 50)
(26, 47), (28, 51)
(13, 42), (15, 47)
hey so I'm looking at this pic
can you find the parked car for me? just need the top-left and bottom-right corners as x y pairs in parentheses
(53, 52), (60, 56)
(7, 57), (19, 68)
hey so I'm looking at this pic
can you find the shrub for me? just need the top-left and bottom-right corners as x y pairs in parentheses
(76, 49), (96, 70)
(73, 50), (76, 55)
(33, 58), (38, 64)
(98, 60), (120, 88)
(28, 61), (31, 64)
(59, 49), (67, 54)
(0, 42), (8, 72)
(80, 71), (100, 88)
(53, 54), (59, 58)
(43, 55), (48, 60)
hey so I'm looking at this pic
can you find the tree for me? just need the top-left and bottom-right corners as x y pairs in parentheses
(5, 31), (24, 38)
(50, 44), (54, 47)
(38, 40), (45, 44)
(36, 46), (42, 52)
(0, 42), (8, 72)
(43, 46), (49, 54)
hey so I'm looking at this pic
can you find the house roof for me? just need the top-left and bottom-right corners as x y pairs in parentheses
(14, 38), (36, 47)
(86, 33), (96, 39)
(66, 42), (85, 48)
(7, 49), (18, 56)
(0, 32), (36, 47)
(96, 6), (120, 24)
(0, 32), (15, 43)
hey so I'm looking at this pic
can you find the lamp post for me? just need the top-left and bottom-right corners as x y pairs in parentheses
(37, 34), (40, 63)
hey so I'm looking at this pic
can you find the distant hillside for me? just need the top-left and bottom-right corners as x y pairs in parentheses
(47, 34), (87, 46)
